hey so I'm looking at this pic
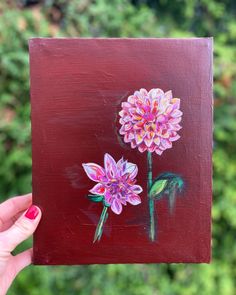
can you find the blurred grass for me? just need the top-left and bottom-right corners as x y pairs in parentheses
(0, 0), (236, 294)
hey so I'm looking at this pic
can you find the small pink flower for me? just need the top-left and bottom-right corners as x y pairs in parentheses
(82, 153), (142, 214)
(119, 88), (183, 155)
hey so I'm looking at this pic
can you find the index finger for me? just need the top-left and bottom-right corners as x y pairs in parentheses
(0, 194), (32, 227)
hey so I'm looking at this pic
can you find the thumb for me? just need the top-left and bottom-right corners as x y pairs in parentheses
(3, 205), (42, 252)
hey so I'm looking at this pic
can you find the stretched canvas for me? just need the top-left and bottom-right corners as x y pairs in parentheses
(30, 38), (213, 264)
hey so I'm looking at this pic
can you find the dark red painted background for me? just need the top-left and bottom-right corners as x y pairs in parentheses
(30, 38), (213, 264)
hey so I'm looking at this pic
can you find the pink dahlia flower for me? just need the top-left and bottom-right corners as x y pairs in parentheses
(82, 153), (142, 215)
(119, 88), (182, 155)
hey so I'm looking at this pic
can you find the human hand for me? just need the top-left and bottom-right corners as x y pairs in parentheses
(0, 193), (42, 295)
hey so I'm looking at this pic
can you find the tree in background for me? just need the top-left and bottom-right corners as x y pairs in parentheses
(0, 1), (236, 294)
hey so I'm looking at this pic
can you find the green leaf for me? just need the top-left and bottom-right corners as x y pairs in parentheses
(149, 179), (168, 199)
(87, 194), (104, 203)
(151, 172), (185, 213)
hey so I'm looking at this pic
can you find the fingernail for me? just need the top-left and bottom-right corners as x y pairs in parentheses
(25, 205), (39, 220)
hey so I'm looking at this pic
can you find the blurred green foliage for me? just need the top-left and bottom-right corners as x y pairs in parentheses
(0, 0), (235, 294)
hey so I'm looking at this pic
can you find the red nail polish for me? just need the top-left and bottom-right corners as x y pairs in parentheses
(25, 205), (39, 220)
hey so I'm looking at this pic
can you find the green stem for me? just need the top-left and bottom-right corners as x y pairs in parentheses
(147, 151), (156, 241)
(93, 206), (108, 243)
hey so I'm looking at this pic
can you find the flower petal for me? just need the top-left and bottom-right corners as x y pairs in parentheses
(131, 185), (143, 194)
(139, 88), (148, 98)
(124, 122), (132, 131)
(127, 95), (135, 104)
(135, 132), (144, 145)
(82, 163), (105, 182)
(89, 183), (106, 195)
(122, 115), (132, 122)
(104, 153), (117, 178)
(170, 134), (181, 142)
(168, 123), (182, 131)
(124, 133), (131, 143)
(104, 191), (113, 205)
(148, 88), (164, 100)
(165, 90), (173, 100)
(171, 98), (180, 109)
(119, 125), (126, 135)
(134, 90), (142, 100)
(153, 136), (161, 145)
(127, 132), (135, 141)
(116, 157), (124, 168)
(161, 138), (172, 149)
(119, 110), (126, 117)
(127, 194), (141, 205)
(148, 144), (156, 152)
(121, 101), (132, 111)
(156, 114), (166, 123)
(117, 158), (127, 176)
(144, 136), (153, 147)
(155, 148), (163, 155)
(118, 194), (127, 205)
(119, 118), (125, 124)
(159, 96), (169, 113)
(171, 109), (183, 118)
(130, 140), (137, 149)
(165, 104), (174, 114)
(169, 117), (182, 124)
(174, 124), (182, 131)
(111, 198), (122, 214)
(138, 143), (147, 153)
(125, 162), (138, 179)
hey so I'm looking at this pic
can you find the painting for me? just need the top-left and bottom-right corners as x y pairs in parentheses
(83, 88), (184, 243)
(30, 38), (213, 264)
